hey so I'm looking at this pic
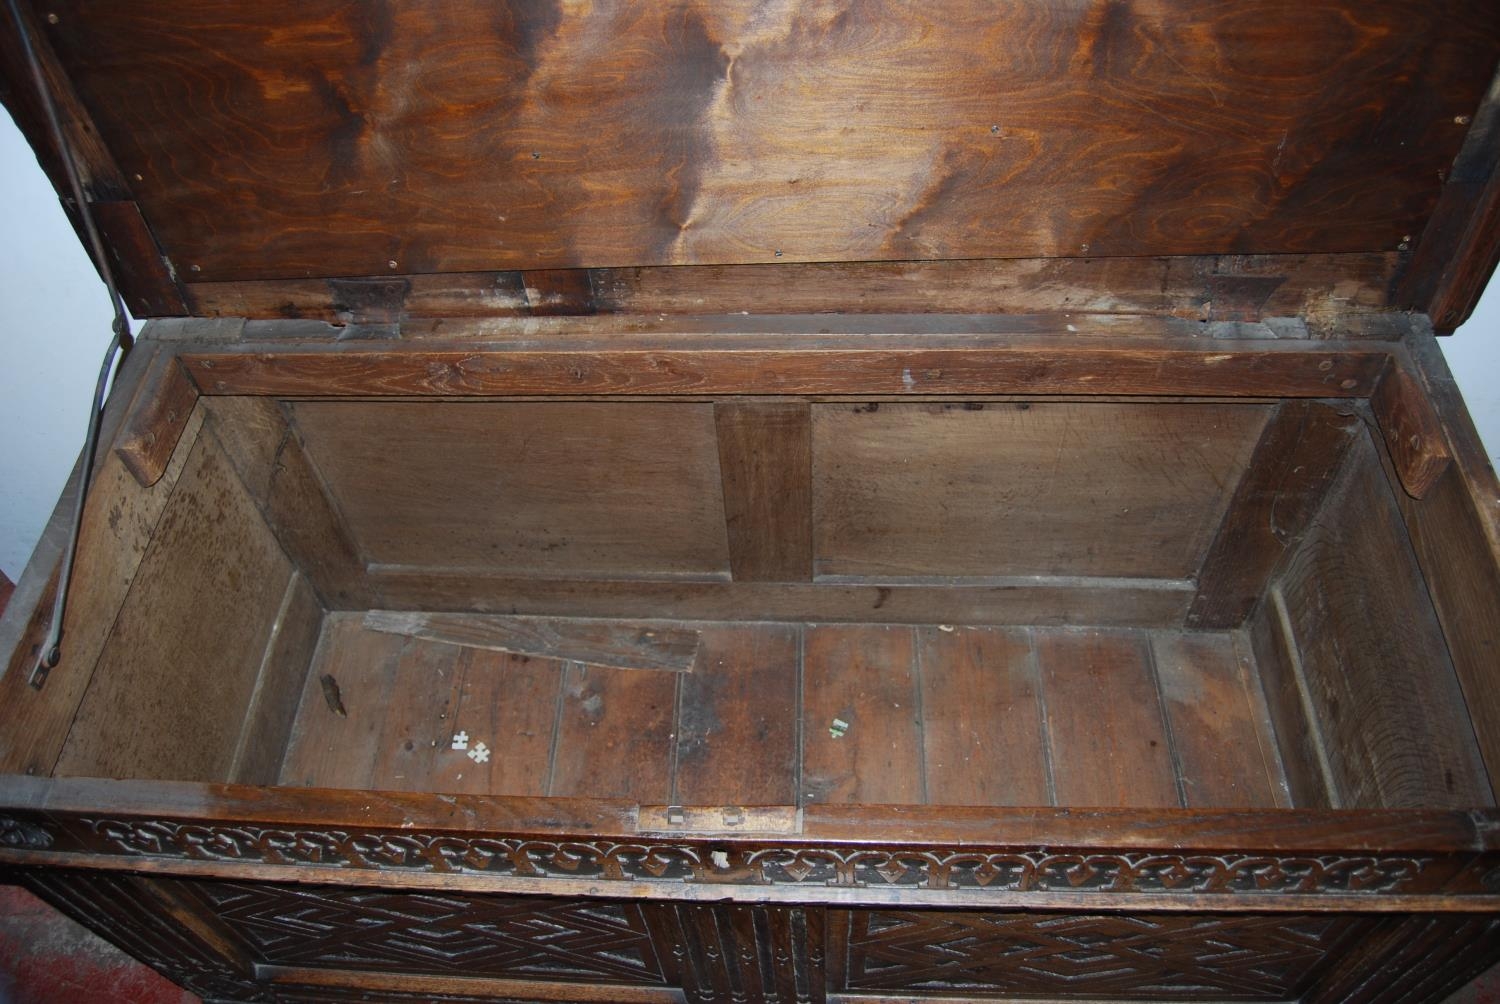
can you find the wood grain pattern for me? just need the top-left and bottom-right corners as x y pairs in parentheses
(1395, 68), (1500, 331)
(182, 340), (1392, 400)
(1187, 402), (1359, 628)
(39, 1), (1500, 279)
(279, 615), (406, 789)
(368, 571), (1194, 628)
(1246, 600), (1335, 809)
(1035, 630), (1180, 808)
(54, 433), (294, 782)
(801, 625), (922, 806)
(183, 253), (1404, 326)
(442, 647), (563, 797)
(1371, 362), (1453, 500)
(289, 401), (730, 578)
(370, 638), (461, 793)
(204, 397), (372, 609)
(1274, 432), (1493, 809)
(229, 574), (325, 786)
(715, 402), (813, 582)
(550, 663), (677, 802)
(90, 200), (189, 317)
(813, 402), (1268, 579)
(1381, 333), (1500, 803)
(916, 627), (1050, 807)
(362, 611), (701, 674)
(113, 351), (200, 487)
(1152, 633), (1287, 808)
(674, 624), (799, 806)
(0, 349), (200, 776)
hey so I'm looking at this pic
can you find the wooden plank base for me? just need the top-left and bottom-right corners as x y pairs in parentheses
(278, 616), (1293, 810)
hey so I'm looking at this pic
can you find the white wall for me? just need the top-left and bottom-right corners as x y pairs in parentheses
(0, 111), (114, 580)
(1, 106), (1499, 580)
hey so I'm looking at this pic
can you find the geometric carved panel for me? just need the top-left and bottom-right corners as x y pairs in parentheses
(178, 882), (665, 986)
(842, 910), (1372, 1000)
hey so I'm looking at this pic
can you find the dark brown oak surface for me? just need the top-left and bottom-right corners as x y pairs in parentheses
(31, 0), (1500, 282)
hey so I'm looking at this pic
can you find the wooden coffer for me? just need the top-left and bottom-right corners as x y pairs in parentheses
(4, 2), (1500, 1002)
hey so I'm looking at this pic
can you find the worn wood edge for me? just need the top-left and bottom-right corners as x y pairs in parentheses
(364, 573), (1193, 627)
(180, 254), (1406, 326)
(178, 341), (1393, 400)
(1372, 359), (1454, 500)
(1, 848), (1497, 915)
(161, 310), (1397, 342)
(113, 352), (200, 487)
(361, 610), (701, 674)
(258, 966), (677, 1003)
(2, 774), (1497, 853)
(1385, 331), (1500, 804)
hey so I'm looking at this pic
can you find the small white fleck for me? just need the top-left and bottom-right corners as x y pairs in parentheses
(938, 624), (956, 633)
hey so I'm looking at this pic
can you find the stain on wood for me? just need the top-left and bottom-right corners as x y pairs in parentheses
(370, 638), (461, 793)
(54, 433), (295, 782)
(362, 611), (701, 674)
(37, 2), (1499, 280)
(674, 625), (799, 806)
(550, 663), (677, 802)
(182, 253), (1404, 325)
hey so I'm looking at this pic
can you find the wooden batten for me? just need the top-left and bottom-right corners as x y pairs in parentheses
(112, 351), (199, 487)
(1371, 358), (1455, 500)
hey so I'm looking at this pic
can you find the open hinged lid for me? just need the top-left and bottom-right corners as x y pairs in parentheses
(2, 1), (1499, 331)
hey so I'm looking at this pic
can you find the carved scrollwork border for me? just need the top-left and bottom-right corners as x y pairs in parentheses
(0, 810), (1478, 901)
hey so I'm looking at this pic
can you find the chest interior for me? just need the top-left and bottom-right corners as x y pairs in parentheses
(1, 0), (1498, 822)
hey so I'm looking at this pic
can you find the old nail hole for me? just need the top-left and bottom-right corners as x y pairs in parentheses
(531, 151), (541, 159)
(1318, 360), (1334, 371)
(774, 249), (784, 257)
